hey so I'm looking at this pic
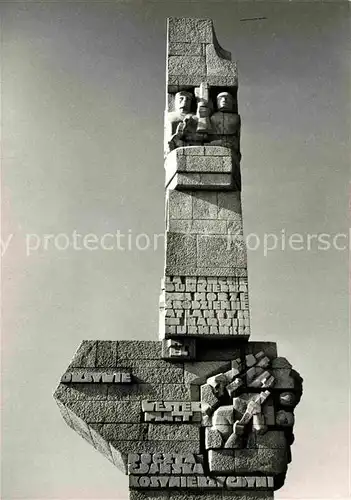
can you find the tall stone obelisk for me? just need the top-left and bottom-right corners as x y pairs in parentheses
(54, 18), (302, 500)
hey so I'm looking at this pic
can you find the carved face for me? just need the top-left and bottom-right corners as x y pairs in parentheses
(217, 92), (234, 112)
(175, 92), (192, 113)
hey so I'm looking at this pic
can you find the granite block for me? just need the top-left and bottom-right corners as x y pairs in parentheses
(192, 192), (218, 219)
(208, 449), (235, 473)
(168, 219), (227, 235)
(68, 401), (142, 423)
(109, 383), (164, 401)
(182, 146), (205, 155)
(162, 384), (196, 401)
(148, 424), (200, 441)
(110, 439), (201, 456)
(167, 173), (233, 190)
(205, 427), (223, 449)
(253, 431), (288, 449)
(201, 384), (219, 408)
(101, 423), (148, 441)
(204, 146), (231, 156)
(168, 42), (203, 56)
(117, 341), (162, 360)
(166, 233), (197, 269)
(168, 56), (206, 77)
(168, 18), (212, 43)
(234, 448), (288, 475)
(96, 341), (117, 367)
(197, 234), (247, 268)
(183, 156), (229, 173)
(167, 190), (193, 219)
(120, 361), (183, 384)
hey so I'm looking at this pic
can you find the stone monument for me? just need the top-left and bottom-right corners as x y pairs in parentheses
(54, 18), (303, 500)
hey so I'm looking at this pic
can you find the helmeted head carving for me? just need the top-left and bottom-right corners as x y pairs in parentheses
(175, 91), (193, 113)
(217, 92), (235, 112)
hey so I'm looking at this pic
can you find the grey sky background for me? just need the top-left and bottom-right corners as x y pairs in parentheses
(1, 1), (350, 499)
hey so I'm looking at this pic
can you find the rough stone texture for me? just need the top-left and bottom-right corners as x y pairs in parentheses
(168, 18), (213, 44)
(148, 424), (200, 441)
(108, 383), (163, 401)
(96, 341), (117, 367)
(205, 427), (223, 449)
(168, 42), (203, 56)
(167, 189), (193, 220)
(208, 449), (235, 473)
(101, 423), (148, 441)
(234, 449), (288, 475)
(118, 360), (184, 384)
(111, 439), (201, 455)
(167, 172), (233, 190)
(166, 233), (197, 269)
(67, 401), (142, 424)
(168, 56), (206, 78)
(247, 431), (287, 450)
(168, 219), (228, 235)
(197, 235), (247, 268)
(192, 192), (218, 219)
(163, 383), (198, 401)
(182, 156), (231, 173)
(167, 18), (237, 87)
(165, 150), (233, 188)
(117, 341), (163, 360)
(201, 384), (219, 408)
(164, 266), (248, 277)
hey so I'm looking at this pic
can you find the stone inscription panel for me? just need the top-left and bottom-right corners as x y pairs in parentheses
(61, 371), (132, 383)
(129, 476), (274, 489)
(128, 453), (204, 475)
(162, 276), (250, 337)
(142, 401), (202, 422)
